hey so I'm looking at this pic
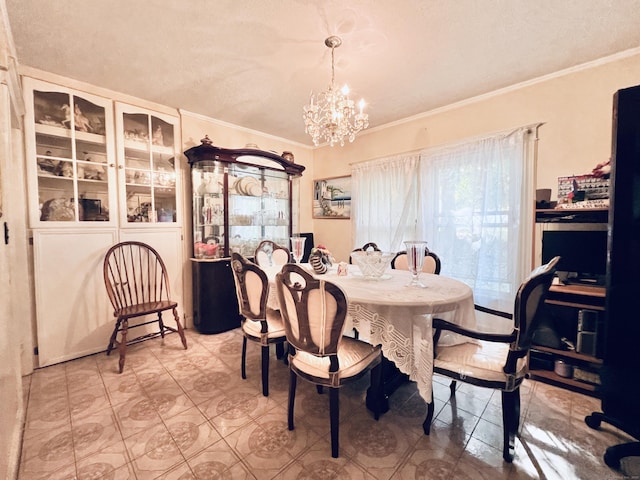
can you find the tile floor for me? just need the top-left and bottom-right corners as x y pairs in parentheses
(17, 328), (637, 480)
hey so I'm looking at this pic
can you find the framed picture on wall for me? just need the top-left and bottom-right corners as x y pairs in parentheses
(313, 175), (351, 219)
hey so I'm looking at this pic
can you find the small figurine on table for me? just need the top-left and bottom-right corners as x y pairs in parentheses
(309, 244), (334, 274)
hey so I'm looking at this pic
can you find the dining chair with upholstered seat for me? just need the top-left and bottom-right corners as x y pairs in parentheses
(424, 256), (560, 462)
(103, 241), (188, 373)
(275, 263), (384, 458)
(254, 239), (291, 267)
(391, 249), (441, 274)
(230, 252), (287, 397)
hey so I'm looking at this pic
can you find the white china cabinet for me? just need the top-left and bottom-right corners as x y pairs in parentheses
(24, 77), (117, 226)
(23, 77), (183, 367)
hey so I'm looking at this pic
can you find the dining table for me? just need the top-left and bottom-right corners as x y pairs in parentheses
(262, 263), (477, 408)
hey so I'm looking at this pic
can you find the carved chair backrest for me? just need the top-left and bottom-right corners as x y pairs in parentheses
(230, 252), (269, 322)
(254, 240), (291, 267)
(275, 263), (348, 369)
(392, 250), (442, 274)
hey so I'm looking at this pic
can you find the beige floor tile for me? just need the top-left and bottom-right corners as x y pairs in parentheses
(74, 441), (131, 479)
(18, 427), (76, 478)
(280, 439), (375, 479)
(164, 406), (222, 459)
(340, 410), (420, 480)
(183, 439), (253, 479)
(224, 412), (315, 480)
(71, 411), (123, 462)
(391, 447), (459, 480)
(201, 387), (271, 437)
(112, 393), (164, 440)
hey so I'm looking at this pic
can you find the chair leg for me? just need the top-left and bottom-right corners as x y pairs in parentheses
(241, 337), (248, 380)
(261, 345), (270, 397)
(158, 312), (165, 338)
(172, 307), (188, 349)
(317, 385), (324, 394)
(118, 319), (128, 374)
(106, 320), (120, 355)
(275, 342), (284, 359)
(501, 388), (521, 463)
(330, 387), (340, 458)
(450, 380), (457, 396)
(288, 370), (297, 431)
(423, 391), (435, 435)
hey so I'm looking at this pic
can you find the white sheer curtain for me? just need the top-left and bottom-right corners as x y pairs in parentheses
(351, 126), (538, 318)
(419, 127), (537, 313)
(351, 154), (420, 252)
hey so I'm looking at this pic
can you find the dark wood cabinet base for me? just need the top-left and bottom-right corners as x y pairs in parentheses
(192, 259), (242, 334)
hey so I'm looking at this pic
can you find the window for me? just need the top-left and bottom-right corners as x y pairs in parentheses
(352, 126), (537, 314)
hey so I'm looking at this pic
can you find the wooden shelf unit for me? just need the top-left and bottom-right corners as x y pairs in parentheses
(529, 282), (605, 397)
(531, 209), (608, 397)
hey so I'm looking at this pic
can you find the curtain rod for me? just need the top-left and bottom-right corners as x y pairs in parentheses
(349, 122), (545, 167)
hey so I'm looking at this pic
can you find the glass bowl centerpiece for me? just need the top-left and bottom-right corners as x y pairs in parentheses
(350, 250), (395, 280)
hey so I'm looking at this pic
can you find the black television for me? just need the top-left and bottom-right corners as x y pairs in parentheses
(541, 230), (607, 285)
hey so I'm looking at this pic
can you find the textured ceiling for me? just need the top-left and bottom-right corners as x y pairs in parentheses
(6, 0), (640, 146)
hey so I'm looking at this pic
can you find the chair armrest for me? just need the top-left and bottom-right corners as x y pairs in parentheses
(474, 304), (513, 320)
(432, 317), (517, 344)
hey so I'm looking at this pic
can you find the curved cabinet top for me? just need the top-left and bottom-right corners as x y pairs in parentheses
(184, 136), (305, 177)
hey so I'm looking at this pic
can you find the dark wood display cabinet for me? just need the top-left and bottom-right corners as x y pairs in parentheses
(184, 137), (304, 334)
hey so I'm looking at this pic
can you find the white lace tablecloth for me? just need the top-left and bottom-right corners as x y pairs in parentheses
(263, 264), (476, 401)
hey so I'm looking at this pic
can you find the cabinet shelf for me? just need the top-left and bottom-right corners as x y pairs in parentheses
(37, 173), (73, 182)
(35, 123), (106, 145)
(532, 344), (602, 364)
(535, 207), (608, 223)
(124, 138), (174, 155)
(546, 298), (605, 310)
(78, 178), (108, 185)
(528, 369), (600, 396)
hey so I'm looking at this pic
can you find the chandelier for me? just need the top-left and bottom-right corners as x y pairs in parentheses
(303, 36), (369, 147)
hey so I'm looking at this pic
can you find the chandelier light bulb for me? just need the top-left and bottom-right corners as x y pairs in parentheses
(303, 35), (369, 147)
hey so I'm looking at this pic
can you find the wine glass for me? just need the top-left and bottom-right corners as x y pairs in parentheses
(290, 236), (306, 264)
(405, 240), (428, 287)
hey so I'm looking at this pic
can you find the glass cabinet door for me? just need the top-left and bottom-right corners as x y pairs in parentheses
(116, 104), (179, 224)
(25, 78), (115, 225)
(192, 161), (225, 258)
(227, 163), (291, 257)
